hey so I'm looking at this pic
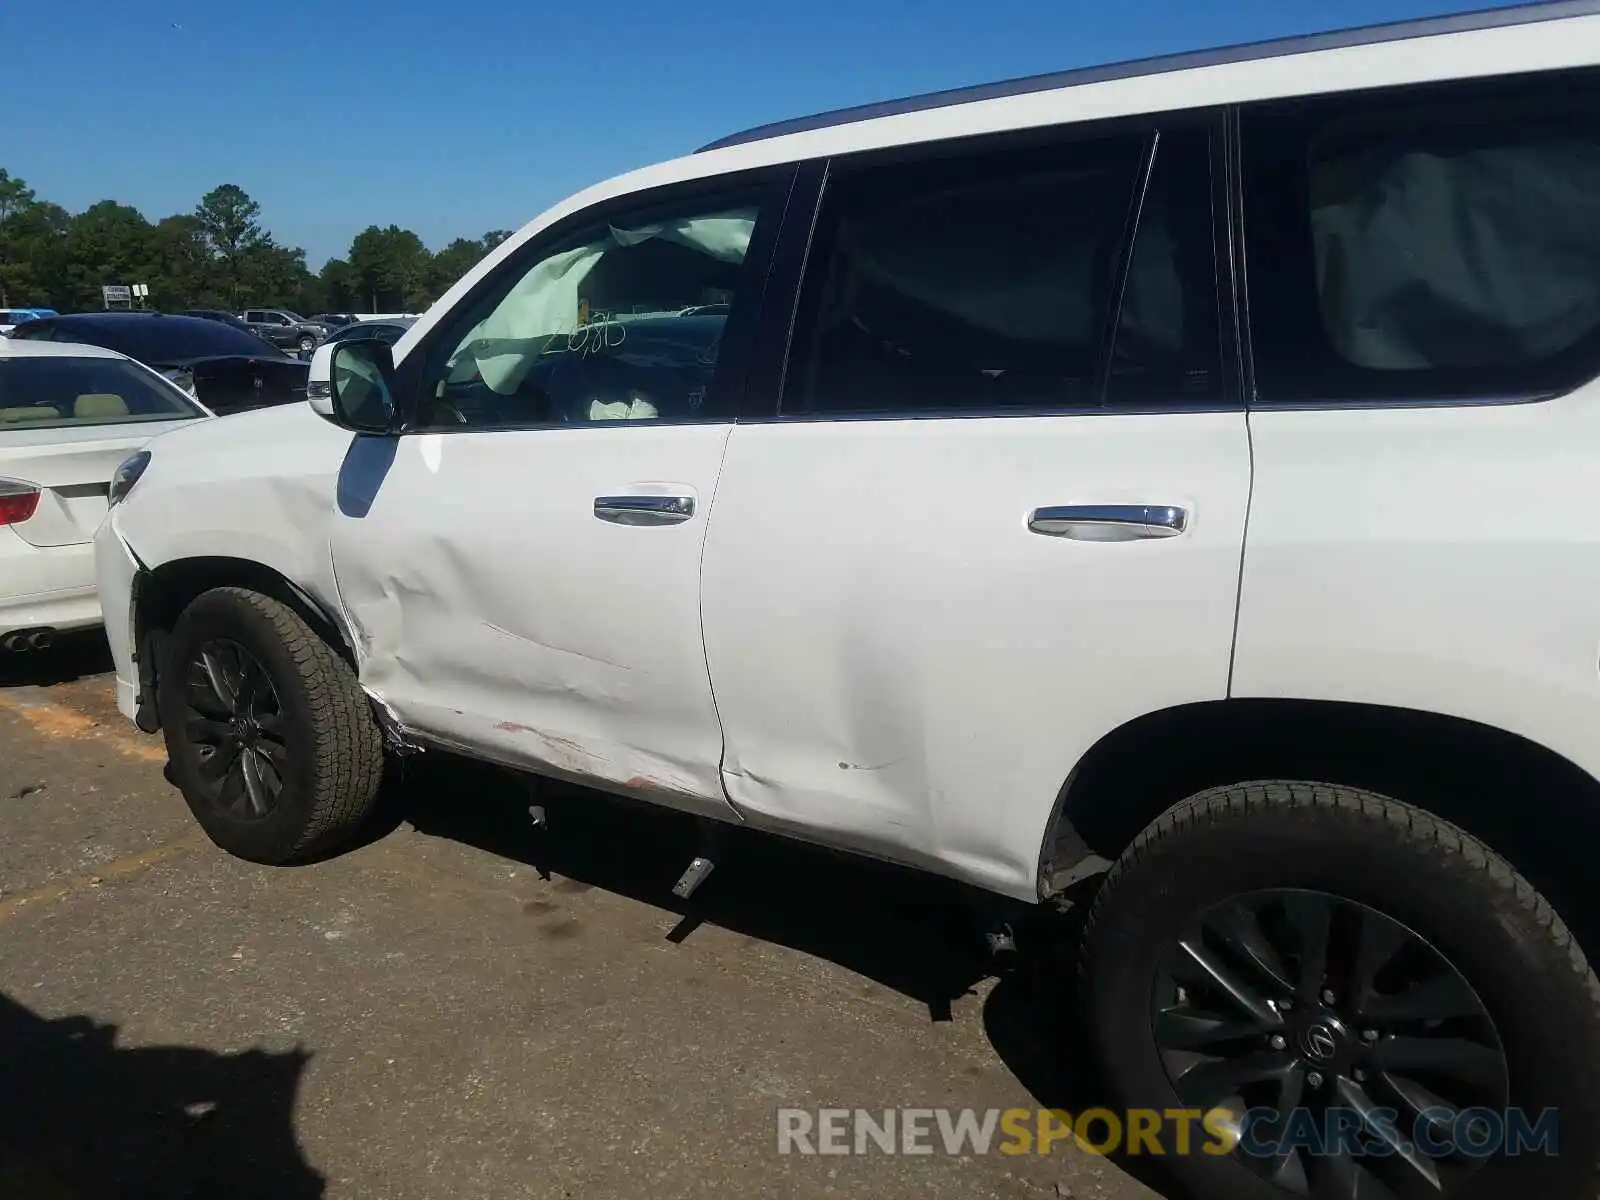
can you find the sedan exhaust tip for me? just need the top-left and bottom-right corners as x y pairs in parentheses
(1, 627), (56, 652)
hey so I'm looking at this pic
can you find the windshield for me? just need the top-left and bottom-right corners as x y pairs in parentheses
(0, 356), (205, 428)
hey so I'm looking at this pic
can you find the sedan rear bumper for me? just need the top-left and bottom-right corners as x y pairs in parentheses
(0, 528), (100, 637)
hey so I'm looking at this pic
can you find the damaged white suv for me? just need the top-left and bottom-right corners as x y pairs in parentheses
(96, 4), (1600, 1196)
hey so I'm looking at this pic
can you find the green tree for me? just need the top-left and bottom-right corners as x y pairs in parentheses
(426, 236), (487, 298)
(194, 184), (270, 306)
(62, 201), (156, 310)
(319, 257), (356, 311)
(0, 198), (69, 307)
(348, 224), (432, 311)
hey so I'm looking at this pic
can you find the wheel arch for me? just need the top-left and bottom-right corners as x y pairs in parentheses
(130, 555), (357, 732)
(1039, 697), (1600, 946)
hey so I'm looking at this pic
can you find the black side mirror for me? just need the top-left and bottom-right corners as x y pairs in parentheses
(328, 339), (402, 434)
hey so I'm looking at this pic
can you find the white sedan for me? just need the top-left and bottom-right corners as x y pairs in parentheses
(1, 338), (209, 649)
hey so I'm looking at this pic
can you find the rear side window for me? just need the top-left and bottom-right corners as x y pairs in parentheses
(781, 124), (1223, 417)
(0, 357), (203, 428)
(1243, 69), (1600, 404)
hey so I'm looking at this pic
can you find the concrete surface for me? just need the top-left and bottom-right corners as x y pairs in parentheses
(0, 632), (1166, 1200)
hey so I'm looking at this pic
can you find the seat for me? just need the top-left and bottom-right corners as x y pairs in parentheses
(74, 393), (130, 419)
(0, 406), (61, 423)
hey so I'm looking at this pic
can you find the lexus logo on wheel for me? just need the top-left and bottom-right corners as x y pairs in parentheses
(1301, 1024), (1339, 1061)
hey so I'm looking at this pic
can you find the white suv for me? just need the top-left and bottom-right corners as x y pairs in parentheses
(95, 4), (1600, 1195)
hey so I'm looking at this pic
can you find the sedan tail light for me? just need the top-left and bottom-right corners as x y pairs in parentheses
(0, 478), (40, 526)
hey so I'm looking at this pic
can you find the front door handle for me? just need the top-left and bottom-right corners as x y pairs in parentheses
(594, 495), (695, 526)
(1028, 504), (1188, 541)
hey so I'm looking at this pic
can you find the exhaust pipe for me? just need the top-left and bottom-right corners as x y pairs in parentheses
(0, 627), (56, 652)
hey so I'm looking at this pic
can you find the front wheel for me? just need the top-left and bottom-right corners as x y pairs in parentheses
(1079, 782), (1600, 1199)
(158, 587), (385, 864)
(297, 334), (317, 356)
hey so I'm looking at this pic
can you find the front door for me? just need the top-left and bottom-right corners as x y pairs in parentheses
(701, 120), (1253, 897)
(327, 173), (792, 817)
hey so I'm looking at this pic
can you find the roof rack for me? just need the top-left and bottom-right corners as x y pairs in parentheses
(696, 0), (1599, 153)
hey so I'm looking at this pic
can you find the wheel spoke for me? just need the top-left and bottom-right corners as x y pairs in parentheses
(1255, 1064), (1308, 1184)
(1155, 1007), (1266, 1052)
(1283, 890), (1332, 999)
(1370, 1037), (1505, 1092)
(186, 716), (234, 745)
(197, 740), (241, 781)
(217, 755), (248, 814)
(1207, 899), (1296, 995)
(1172, 1048), (1295, 1109)
(1307, 1137), (1404, 1200)
(201, 648), (241, 713)
(1334, 1076), (1441, 1192)
(1174, 939), (1284, 1029)
(249, 746), (284, 799)
(1353, 910), (1413, 1010)
(1362, 973), (1484, 1024)
(256, 711), (286, 736)
(240, 750), (270, 816)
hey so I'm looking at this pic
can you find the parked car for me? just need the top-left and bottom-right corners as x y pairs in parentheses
(307, 313), (361, 332)
(179, 309), (264, 337)
(7, 312), (308, 415)
(0, 308), (57, 335)
(324, 317), (414, 346)
(238, 309), (331, 357)
(0, 337), (208, 647)
(94, 4), (1600, 1195)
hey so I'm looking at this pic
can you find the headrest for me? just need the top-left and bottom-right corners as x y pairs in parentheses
(74, 393), (130, 419)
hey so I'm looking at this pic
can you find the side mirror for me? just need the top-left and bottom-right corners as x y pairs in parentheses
(320, 339), (402, 434)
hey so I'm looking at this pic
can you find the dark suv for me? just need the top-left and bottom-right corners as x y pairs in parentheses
(239, 309), (331, 356)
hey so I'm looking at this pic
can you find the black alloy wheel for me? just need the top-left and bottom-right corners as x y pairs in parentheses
(181, 638), (289, 819)
(1153, 888), (1508, 1196)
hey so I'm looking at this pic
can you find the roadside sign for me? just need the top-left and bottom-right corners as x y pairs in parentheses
(102, 285), (132, 308)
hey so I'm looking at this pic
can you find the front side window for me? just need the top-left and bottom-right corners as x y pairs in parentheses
(0, 356), (204, 428)
(421, 190), (772, 430)
(1243, 69), (1600, 404)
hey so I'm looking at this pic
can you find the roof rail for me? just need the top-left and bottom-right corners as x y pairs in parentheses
(696, 0), (1600, 153)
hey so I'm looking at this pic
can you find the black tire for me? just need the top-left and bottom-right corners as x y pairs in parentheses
(1080, 781), (1600, 1200)
(158, 586), (385, 864)
(297, 334), (317, 356)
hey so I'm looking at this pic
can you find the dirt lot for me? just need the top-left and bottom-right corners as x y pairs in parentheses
(0, 633), (1163, 1200)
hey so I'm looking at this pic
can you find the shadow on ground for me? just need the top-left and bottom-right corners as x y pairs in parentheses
(0, 992), (322, 1198)
(383, 754), (1175, 1196)
(0, 630), (114, 688)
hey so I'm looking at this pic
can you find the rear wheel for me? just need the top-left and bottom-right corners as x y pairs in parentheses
(158, 586), (385, 864)
(1079, 782), (1600, 1199)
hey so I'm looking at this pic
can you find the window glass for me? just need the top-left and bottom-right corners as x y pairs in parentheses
(1243, 70), (1600, 404)
(784, 135), (1145, 416)
(0, 356), (204, 428)
(1106, 127), (1224, 406)
(425, 196), (767, 429)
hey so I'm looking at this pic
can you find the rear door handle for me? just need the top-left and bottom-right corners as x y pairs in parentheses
(594, 495), (695, 526)
(1028, 504), (1188, 541)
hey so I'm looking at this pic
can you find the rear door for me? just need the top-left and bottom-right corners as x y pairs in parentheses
(701, 118), (1252, 898)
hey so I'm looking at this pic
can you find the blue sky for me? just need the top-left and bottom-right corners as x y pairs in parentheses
(4, 0), (1477, 268)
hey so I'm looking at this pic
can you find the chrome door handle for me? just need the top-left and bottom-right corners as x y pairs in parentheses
(594, 495), (695, 526)
(1028, 504), (1188, 541)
